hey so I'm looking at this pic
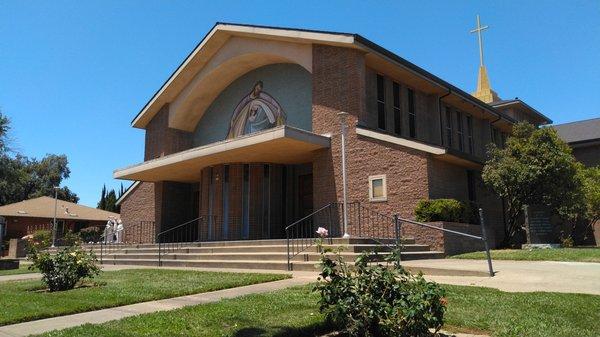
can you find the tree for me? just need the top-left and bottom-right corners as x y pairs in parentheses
(482, 122), (583, 246)
(579, 166), (600, 234)
(97, 185), (120, 213)
(97, 185), (107, 210)
(105, 190), (118, 213)
(0, 111), (9, 154)
(0, 112), (79, 205)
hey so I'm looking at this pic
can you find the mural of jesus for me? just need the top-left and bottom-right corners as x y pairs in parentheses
(226, 81), (286, 139)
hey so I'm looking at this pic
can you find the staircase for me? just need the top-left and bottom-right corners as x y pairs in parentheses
(54, 238), (443, 272)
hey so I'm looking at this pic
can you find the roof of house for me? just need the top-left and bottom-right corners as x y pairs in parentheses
(552, 118), (600, 144)
(489, 99), (553, 124)
(0, 197), (119, 221)
(130, 22), (522, 130)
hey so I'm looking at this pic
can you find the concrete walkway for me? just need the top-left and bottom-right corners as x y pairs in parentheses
(0, 276), (313, 337)
(403, 259), (600, 295)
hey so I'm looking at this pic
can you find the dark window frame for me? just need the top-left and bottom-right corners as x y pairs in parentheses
(407, 88), (416, 138)
(445, 106), (453, 147)
(466, 114), (474, 154)
(456, 110), (464, 151)
(393, 81), (401, 135)
(376, 74), (386, 130)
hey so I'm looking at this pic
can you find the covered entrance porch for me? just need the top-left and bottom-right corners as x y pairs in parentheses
(114, 126), (330, 243)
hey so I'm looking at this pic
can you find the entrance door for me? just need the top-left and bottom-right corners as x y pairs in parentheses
(298, 174), (313, 217)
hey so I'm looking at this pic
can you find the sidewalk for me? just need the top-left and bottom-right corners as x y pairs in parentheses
(403, 259), (600, 295)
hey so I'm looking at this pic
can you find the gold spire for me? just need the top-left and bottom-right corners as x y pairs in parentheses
(470, 15), (500, 103)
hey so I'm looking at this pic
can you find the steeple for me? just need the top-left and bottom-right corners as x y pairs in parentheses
(470, 15), (500, 103)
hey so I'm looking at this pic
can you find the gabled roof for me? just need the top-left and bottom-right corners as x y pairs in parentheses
(490, 99), (552, 124)
(552, 118), (600, 144)
(0, 197), (119, 221)
(131, 22), (517, 130)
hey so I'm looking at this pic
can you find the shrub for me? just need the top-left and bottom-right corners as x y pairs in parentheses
(60, 230), (82, 246)
(28, 229), (52, 251)
(415, 198), (473, 223)
(28, 245), (101, 292)
(79, 226), (103, 243)
(314, 244), (446, 336)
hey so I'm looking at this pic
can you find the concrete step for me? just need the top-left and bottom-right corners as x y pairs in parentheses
(100, 250), (444, 272)
(109, 243), (430, 255)
(102, 251), (395, 262)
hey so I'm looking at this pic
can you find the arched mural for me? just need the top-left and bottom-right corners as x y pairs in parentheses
(226, 81), (286, 139)
(193, 63), (312, 146)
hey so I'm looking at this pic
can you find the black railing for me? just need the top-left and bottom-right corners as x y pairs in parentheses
(157, 217), (201, 266)
(122, 220), (155, 244)
(396, 208), (494, 277)
(285, 202), (494, 277)
(285, 203), (339, 270)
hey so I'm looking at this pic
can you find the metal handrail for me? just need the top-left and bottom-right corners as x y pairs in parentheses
(397, 208), (494, 277)
(157, 217), (201, 266)
(285, 203), (338, 271)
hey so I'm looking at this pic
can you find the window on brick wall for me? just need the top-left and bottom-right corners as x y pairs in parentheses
(377, 74), (386, 130)
(368, 175), (387, 202)
(445, 107), (453, 147)
(456, 110), (464, 151)
(491, 127), (501, 147)
(407, 88), (416, 138)
(466, 115), (474, 154)
(467, 170), (477, 203)
(393, 81), (401, 135)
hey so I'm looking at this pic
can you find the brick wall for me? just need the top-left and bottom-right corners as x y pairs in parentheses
(120, 182), (157, 243)
(573, 143), (600, 167)
(144, 104), (193, 160)
(312, 44), (430, 221)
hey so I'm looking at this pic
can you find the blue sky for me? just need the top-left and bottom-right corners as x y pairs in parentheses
(1, 1), (599, 207)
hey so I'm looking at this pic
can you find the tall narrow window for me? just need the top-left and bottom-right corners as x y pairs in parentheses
(222, 165), (229, 239)
(407, 88), (416, 138)
(456, 110), (464, 151)
(445, 107), (453, 147)
(242, 165), (249, 239)
(491, 127), (500, 147)
(467, 170), (477, 203)
(393, 82), (401, 135)
(377, 74), (386, 130)
(466, 115), (474, 154)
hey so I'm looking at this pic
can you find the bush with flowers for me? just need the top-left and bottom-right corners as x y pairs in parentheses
(28, 245), (101, 292)
(313, 227), (446, 337)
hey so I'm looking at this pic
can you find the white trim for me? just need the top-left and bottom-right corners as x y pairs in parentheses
(368, 174), (387, 202)
(115, 181), (140, 206)
(356, 126), (446, 155)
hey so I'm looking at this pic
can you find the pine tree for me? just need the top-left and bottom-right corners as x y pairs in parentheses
(97, 184), (107, 210)
(105, 190), (117, 212)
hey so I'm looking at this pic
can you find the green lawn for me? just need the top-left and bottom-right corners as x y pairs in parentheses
(0, 264), (37, 276)
(0, 269), (287, 326)
(34, 284), (600, 337)
(451, 247), (600, 263)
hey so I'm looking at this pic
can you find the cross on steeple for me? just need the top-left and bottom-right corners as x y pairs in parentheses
(469, 14), (500, 103)
(470, 14), (489, 67)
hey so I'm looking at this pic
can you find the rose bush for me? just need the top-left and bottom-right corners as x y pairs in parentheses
(28, 245), (101, 292)
(314, 244), (446, 336)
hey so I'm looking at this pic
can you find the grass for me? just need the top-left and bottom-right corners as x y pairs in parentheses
(34, 284), (600, 337)
(0, 264), (37, 276)
(451, 247), (600, 263)
(0, 269), (287, 326)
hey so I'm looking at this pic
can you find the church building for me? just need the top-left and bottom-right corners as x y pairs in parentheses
(114, 22), (551, 250)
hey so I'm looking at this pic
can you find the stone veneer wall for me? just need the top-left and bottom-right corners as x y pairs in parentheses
(311, 44), (430, 221)
(120, 182), (156, 243)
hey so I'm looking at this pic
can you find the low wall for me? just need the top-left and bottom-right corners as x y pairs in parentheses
(402, 221), (487, 256)
(8, 239), (28, 258)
